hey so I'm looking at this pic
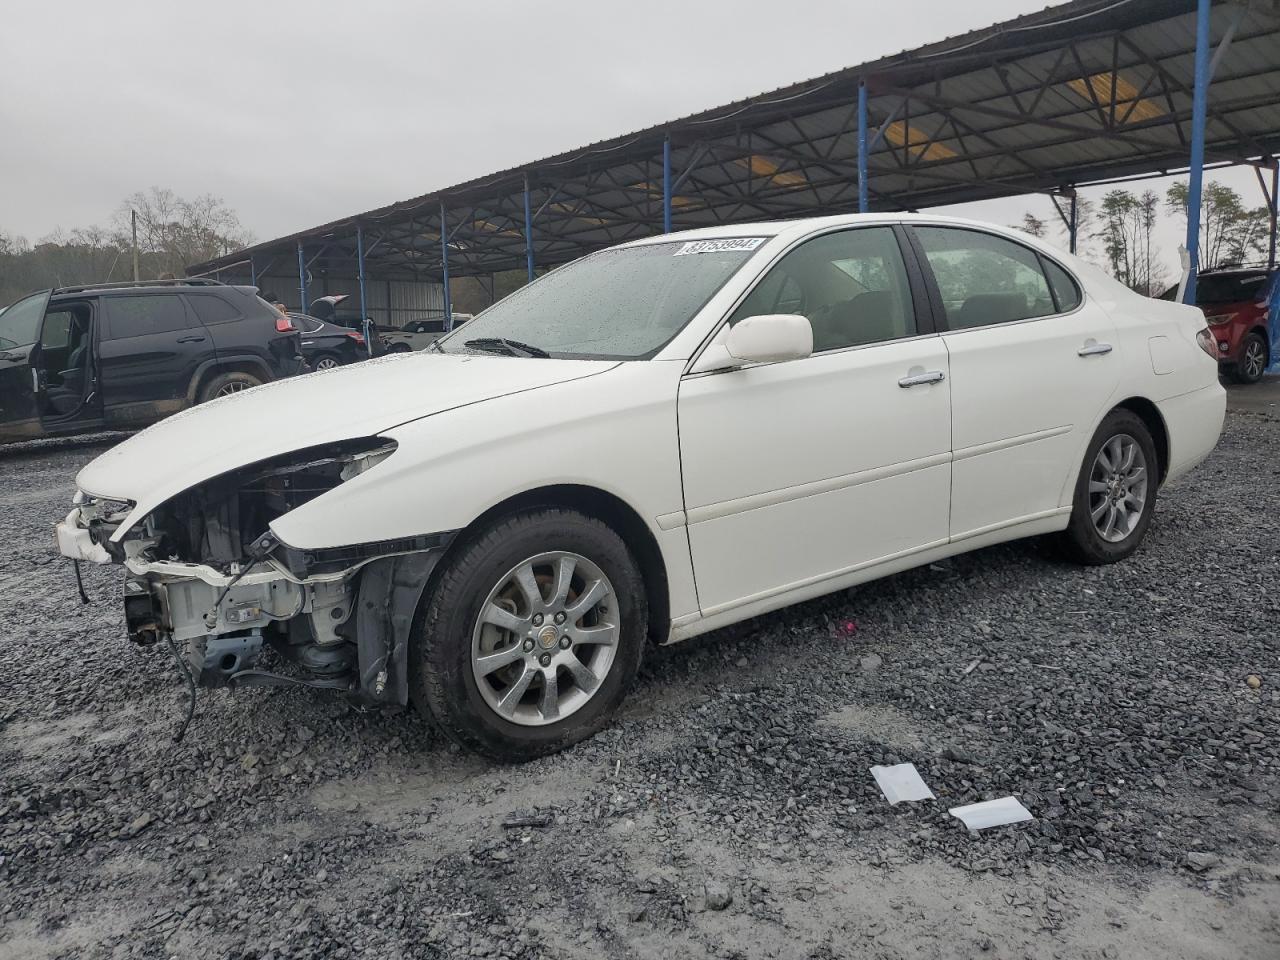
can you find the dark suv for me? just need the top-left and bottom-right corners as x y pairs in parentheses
(0, 279), (305, 444)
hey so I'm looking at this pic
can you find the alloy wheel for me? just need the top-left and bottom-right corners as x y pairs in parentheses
(1088, 433), (1148, 543)
(215, 380), (251, 397)
(1243, 338), (1266, 380)
(470, 551), (619, 726)
(314, 357), (340, 370)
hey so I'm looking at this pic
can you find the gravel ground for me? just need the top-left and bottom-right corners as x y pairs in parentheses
(1, 407), (1277, 960)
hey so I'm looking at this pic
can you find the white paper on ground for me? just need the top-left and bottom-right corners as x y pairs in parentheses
(948, 796), (1034, 830)
(869, 763), (936, 805)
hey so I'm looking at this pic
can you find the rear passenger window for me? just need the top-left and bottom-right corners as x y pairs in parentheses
(104, 295), (191, 339)
(729, 227), (915, 352)
(188, 294), (241, 325)
(914, 227), (1056, 330)
(1042, 258), (1082, 312)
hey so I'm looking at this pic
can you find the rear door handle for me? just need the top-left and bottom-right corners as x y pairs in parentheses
(1078, 342), (1112, 357)
(176, 335), (206, 343)
(898, 370), (946, 388)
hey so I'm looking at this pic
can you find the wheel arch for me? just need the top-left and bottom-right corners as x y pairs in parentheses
(442, 484), (670, 646)
(187, 358), (272, 403)
(1113, 396), (1169, 483)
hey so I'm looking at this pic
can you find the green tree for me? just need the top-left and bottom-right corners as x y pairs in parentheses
(1165, 180), (1270, 269)
(1013, 212), (1047, 238)
(1091, 188), (1169, 295)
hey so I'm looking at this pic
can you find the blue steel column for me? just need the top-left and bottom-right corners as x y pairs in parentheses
(523, 175), (535, 283)
(356, 226), (371, 356)
(296, 241), (308, 311)
(1183, 0), (1211, 305)
(857, 80), (869, 213)
(439, 202), (453, 331)
(1269, 282), (1280, 375)
(662, 136), (672, 233)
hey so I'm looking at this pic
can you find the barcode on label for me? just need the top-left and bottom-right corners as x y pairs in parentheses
(674, 237), (767, 256)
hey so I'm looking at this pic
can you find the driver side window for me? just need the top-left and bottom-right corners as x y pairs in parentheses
(728, 227), (916, 353)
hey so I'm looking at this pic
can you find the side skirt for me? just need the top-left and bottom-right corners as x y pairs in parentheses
(665, 509), (1071, 644)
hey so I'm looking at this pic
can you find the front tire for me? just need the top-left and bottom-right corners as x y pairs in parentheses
(1059, 409), (1158, 565)
(411, 508), (647, 761)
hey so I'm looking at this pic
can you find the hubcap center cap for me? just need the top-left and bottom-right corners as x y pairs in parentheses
(537, 625), (559, 649)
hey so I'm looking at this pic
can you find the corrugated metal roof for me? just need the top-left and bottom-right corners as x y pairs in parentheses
(190, 0), (1280, 280)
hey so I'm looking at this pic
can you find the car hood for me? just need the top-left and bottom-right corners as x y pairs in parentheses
(77, 352), (618, 536)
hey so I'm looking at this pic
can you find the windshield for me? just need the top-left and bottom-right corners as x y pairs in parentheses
(436, 239), (767, 359)
(0, 291), (51, 349)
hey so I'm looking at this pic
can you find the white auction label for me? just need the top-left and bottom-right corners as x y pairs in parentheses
(674, 237), (767, 256)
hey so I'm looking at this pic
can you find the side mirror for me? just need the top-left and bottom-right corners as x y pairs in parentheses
(724, 313), (813, 365)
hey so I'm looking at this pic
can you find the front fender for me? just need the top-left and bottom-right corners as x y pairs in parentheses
(269, 361), (686, 552)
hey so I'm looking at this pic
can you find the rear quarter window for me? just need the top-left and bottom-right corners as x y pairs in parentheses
(1042, 258), (1082, 312)
(187, 294), (242, 325)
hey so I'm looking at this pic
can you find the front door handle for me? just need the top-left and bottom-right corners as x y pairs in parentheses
(898, 370), (946, 388)
(176, 335), (206, 343)
(1078, 341), (1113, 357)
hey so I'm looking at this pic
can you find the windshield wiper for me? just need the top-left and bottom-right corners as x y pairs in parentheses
(463, 337), (550, 359)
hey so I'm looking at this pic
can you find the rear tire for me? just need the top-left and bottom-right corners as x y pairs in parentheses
(411, 508), (647, 762)
(197, 370), (263, 403)
(1059, 409), (1159, 565)
(1232, 332), (1268, 384)
(311, 352), (342, 370)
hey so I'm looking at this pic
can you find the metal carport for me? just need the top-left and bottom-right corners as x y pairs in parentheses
(188, 0), (1280, 326)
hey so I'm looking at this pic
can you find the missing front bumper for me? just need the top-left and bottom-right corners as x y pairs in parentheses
(56, 501), (451, 706)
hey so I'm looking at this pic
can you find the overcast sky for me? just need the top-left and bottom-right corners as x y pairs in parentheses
(0, 0), (1262, 274)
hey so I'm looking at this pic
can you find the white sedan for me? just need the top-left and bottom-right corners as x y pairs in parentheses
(382, 316), (472, 352)
(56, 214), (1224, 761)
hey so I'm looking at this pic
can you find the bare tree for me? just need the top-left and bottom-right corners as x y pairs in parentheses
(112, 187), (253, 278)
(1, 189), (253, 304)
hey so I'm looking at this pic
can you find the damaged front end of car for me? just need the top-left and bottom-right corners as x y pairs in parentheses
(56, 438), (452, 712)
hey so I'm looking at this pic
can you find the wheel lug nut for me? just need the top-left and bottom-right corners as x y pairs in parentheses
(539, 653), (552, 667)
(522, 639), (534, 653)
(553, 612), (566, 625)
(532, 613), (543, 626)
(559, 635), (571, 649)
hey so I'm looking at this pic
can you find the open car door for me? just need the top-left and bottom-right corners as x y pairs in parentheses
(0, 291), (50, 443)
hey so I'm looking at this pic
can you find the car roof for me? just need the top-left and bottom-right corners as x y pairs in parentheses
(1199, 266), (1273, 277)
(49, 279), (239, 299)
(618, 212), (1049, 249)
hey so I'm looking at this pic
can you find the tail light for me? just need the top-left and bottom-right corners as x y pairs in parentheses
(275, 315), (295, 333)
(1195, 328), (1217, 358)
(345, 331), (365, 344)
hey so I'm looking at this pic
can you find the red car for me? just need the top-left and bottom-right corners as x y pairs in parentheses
(1181, 267), (1277, 384)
